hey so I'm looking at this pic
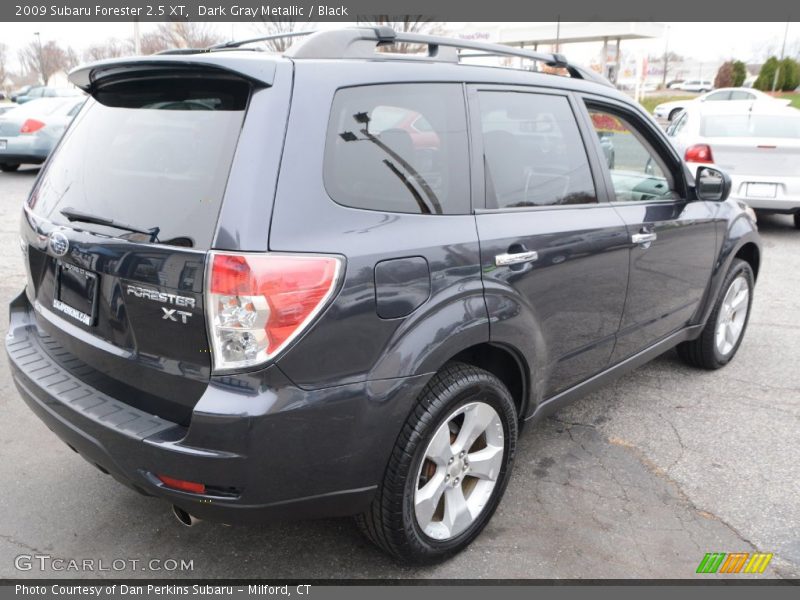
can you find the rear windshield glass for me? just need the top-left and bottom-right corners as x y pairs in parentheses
(5, 97), (80, 118)
(701, 114), (800, 139)
(28, 76), (250, 249)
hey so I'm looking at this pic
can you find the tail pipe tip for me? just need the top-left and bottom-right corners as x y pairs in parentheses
(171, 505), (201, 527)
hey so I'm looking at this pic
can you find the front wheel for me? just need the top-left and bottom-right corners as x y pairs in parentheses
(356, 362), (518, 563)
(678, 259), (754, 369)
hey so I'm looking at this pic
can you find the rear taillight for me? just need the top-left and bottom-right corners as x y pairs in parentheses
(19, 119), (45, 134)
(206, 252), (342, 372)
(685, 144), (714, 164)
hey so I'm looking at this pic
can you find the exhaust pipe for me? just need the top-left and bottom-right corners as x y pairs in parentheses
(171, 505), (201, 527)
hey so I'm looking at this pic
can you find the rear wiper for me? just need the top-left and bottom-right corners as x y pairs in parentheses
(60, 207), (160, 243)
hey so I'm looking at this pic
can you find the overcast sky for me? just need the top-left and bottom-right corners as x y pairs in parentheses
(1, 21), (797, 72)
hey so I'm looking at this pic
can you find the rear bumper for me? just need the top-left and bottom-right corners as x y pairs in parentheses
(6, 291), (428, 523)
(0, 135), (50, 164)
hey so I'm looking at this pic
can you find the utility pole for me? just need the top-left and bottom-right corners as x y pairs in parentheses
(555, 17), (561, 53)
(133, 19), (141, 54)
(661, 25), (670, 89)
(772, 20), (790, 92)
(33, 32), (44, 84)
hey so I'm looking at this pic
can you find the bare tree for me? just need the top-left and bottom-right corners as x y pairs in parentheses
(139, 31), (171, 56)
(19, 40), (77, 84)
(251, 20), (313, 53)
(356, 16), (443, 53)
(84, 39), (132, 62)
(65, 46), (80, 72)
(134, 23), (223, 55)
(157, 22), (224, 50)
(0, 43), (8, 90)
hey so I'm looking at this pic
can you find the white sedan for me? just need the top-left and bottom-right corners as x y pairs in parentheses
(653, 87), (787, 122)
(666, 101), (800, 229)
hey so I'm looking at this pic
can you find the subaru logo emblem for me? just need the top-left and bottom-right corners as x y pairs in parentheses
(48, 231), (69, 257)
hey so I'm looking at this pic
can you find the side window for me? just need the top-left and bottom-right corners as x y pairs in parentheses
(477, 91), (597, 208)
(587, 108), (679, 203)
(704, 91), (731, 101)
(323, 83), (470, 215)
(729, 91), (755, 100)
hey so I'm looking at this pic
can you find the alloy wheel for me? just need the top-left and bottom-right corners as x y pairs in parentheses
(414, 401), (504, 540)
(715, 275), (750, 357)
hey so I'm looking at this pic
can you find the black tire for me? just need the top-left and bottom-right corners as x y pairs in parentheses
(356, 362), (518, 563)
(678, 259), (754, 369)
(668, 108), (683, 122)
(0, 163), (20, 172)
(794, 213), (800, 230)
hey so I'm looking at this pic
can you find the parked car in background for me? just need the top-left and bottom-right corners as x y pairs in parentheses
(677, 80), (714, 93)
(654, 87), (789, 121)
(666, 80), (685, 89)
(667, 101), (800, 229)
(0, 97), (85, 171)
(14, 86), (82, 104)
(10, 85), (33, 102)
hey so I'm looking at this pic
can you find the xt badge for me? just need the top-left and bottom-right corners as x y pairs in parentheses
(162, 308), (192, 324)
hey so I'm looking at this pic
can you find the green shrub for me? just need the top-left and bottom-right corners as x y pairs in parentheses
(732, 61), (747, 87)
(780, 58), (799, 92)
(755, 57), (782, 91)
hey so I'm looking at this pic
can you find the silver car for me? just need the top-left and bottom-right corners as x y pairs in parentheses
(667, 101), (800, 228)
(653, 87), (787, 122)
(0, 104), (19, 117)
(0, 97), (84, 172)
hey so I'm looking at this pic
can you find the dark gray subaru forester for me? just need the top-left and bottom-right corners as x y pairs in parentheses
(6, 28), (761, 563)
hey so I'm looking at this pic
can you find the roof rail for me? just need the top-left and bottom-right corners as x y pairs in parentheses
(156, 48), (208, 55)
(209, 31), (316, 50)
(284, 27), (612, 87)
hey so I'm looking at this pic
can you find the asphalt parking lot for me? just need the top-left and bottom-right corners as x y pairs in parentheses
(0, 166), (797, 579)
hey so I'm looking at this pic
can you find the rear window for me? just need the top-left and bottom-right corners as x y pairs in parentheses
(323, 83), (470, 215)
(28, 76), (251, 249)
(701, 114), (800, 139)
(6, 98), (77, 118)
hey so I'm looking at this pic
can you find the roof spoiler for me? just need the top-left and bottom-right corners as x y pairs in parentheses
(68, 54), (276, 93)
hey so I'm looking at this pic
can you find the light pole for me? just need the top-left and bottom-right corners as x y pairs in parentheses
(661, 24), (670, 89)
(133, 20), (141, 55)
(771, 21), (790, 92)
(33, 32), (44, 85)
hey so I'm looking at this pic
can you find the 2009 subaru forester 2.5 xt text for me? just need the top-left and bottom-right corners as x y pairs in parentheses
(6, 28), (761, 563)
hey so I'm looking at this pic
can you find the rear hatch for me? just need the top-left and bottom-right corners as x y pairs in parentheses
(21, 66), (257, 425)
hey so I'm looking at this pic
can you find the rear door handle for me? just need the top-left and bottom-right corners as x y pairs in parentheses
(495, 250), (539, 266)
(631, 232), (657, 246)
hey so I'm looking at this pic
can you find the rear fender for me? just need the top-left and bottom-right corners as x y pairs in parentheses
(482, 282), (547, 417)
(368, 284), (489, 381)
(696, 208), (761, 328)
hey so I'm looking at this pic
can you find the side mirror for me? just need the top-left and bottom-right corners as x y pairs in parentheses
(695, 166), (732, 202)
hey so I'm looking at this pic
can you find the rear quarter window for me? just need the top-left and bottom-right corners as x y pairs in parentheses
(323, 83), (470, 215)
